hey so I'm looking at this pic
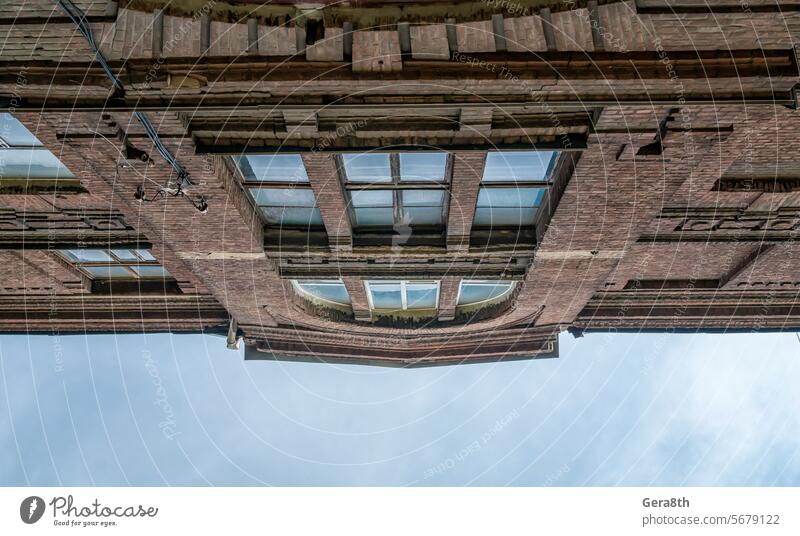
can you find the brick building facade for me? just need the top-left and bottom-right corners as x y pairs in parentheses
(2, 0), (800, 366)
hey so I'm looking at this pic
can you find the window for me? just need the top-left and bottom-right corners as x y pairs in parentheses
(341, 152), (449, 230)
(0, 113), (76, 189)
(457, 280), (515, 306)
(473, 187), (546, 227)
(482, 151), (556, 182)
(292, 280), (351, 306)
(341, 153), (392, 183)
(235, 154), (309, 182)
(250, 187), (323, 226)
(60, 249), (172, 280)
(365, 280), (439, 313)
(399, 153), (448, 182)
(473, 151), (557, 228)
(235, 154), (324, 228)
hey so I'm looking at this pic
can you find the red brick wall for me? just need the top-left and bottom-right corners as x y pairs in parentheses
(447, 152), (485, 250)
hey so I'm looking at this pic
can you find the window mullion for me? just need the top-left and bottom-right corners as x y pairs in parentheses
(365, 282), (374, 310)
(441, 187), (449, 224)
(391, 154), (401, 226)
(447, 153), (454, 185)
(394, 190), (403, 226)
(390, 154), (400, 184)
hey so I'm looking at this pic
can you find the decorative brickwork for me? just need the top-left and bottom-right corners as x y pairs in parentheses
(2, 1), (800, 365)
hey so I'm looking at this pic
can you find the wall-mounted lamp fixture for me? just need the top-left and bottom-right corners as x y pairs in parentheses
(134, 184), (208, 213)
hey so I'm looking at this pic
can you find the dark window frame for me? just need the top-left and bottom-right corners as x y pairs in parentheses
(472, 151), (558, 230)
(231, 155), (330, 250)
(469, 151), (572, 251)
(337, 152), (453, 236)
(234, 155), (326, 232)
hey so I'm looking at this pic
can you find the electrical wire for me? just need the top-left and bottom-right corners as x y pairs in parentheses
(133, 111), (192, 187)
(56, 0), (205, 210)
(54, 0), (124, 93)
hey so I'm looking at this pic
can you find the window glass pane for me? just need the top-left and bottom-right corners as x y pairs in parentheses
(63, 249), (113, 262)
(350, 189), (393, 207)
(342, 153), (392, 183)
(405, 283), (438, 309)
(473, 206), (538, 226)
(260, 206), (323, 226)
(399, 152), (447, 181)
(301, 279), (343, 285)
(482, 151), (556, 182)
(0, 113), (42, 146)
(0, 149), (75, 179)
(401, 189), (445, 206)
(297, 282), (351, 305)
(135, 250), (157, 261)
(250, 187), (317, 208)
(401, 190), (444, 225)
(109, 249), (139, 261)
(402, 206), (443, 226)
(458, 281), (514, 305)
(236, 155), (308, 182)
(476, 187), (545, 208)
(354, 207), (394, 226)
(83, 266), (133, 279)
(368, 283), (403, 309)
(131, 265), (172, 278)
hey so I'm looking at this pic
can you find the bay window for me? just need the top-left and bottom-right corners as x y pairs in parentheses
(365, 280), (439, 313)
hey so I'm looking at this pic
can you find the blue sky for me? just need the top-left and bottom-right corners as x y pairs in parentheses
(0, 330), (798, 486)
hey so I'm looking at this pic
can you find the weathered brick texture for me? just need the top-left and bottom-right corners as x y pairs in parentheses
(209, 19), (247, 57)
(5, 1), (800, 362)
(504, 15), (548, 52)
(437, 276), (461, 321)
(303, 153), (352, 250)
(456, 21), (496, 53)
(343, 277), (371, 322)
(551, 8), (594, 51)
(446, 152), (485, 251)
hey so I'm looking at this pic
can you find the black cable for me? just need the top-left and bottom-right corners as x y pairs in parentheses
(57, 0), (206, 211)
(133, 111), (192, 186)
(55, 0), (124, 93)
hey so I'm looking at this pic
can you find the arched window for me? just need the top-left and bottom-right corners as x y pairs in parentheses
(457, 280), (515, 307)
(292, 280), (351, 306)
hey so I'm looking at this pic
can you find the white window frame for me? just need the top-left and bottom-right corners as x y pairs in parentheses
(364, 280), (440, 312)
(456, 280), (516, 307)
(291, 279), (351, 307)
